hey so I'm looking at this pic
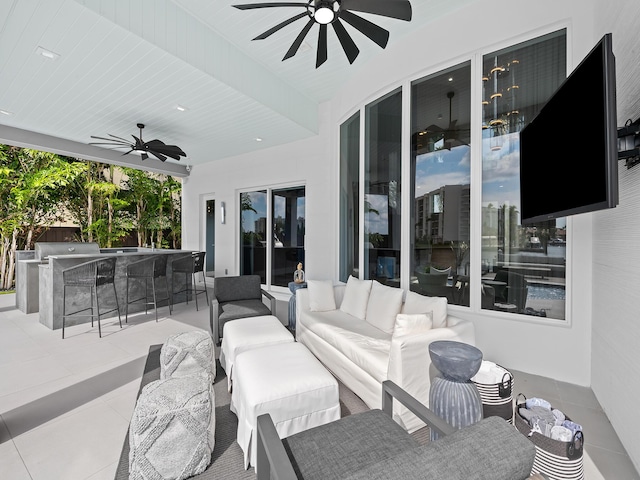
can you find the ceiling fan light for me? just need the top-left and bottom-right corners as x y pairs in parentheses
(313, 0), (338, 24)
(314, 7), (334, 24)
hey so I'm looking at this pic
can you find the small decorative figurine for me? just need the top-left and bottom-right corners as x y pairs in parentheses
(293, 262), (305, 283)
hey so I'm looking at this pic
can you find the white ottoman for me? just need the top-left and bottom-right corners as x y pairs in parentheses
(160, 330), (215, 380)
(220, 315), (294, 391)
(231, 342), (340, 470)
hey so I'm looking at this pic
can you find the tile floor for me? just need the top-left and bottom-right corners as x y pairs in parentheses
(0, 291), (638, 480)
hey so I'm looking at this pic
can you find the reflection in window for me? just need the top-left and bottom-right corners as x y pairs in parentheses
(365, 89), (402, 286)
(481, 30), (566, 319)
(411, 62), (471, 305)
(271, 187), (305, 287)
(241, 187), (306, 288)
(240, 190), (267, 283)
(339, 112), (360, 282)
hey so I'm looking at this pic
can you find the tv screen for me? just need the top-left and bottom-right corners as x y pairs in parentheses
(519, 33), (618, 224)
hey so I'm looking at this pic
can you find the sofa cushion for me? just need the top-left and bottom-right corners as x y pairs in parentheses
(392, 312), (433, 337)
(307, 279), (336, 311)
(365, 281), (404, 334)
(340, 276), (372, 319)
(401, 291), (448, 328)
(302, 311), (390, 382)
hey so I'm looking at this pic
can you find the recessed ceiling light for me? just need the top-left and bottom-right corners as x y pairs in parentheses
(255, 137), (263, 142)
(0, 109), (13, 116)
(35, 46), (60, 61)
(176, 104), (188, 112)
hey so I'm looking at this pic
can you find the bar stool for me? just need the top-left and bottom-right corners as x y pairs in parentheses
(125, 254), (172, 322)
(171, 251), (209, 311)
(61, 257), (122, 338)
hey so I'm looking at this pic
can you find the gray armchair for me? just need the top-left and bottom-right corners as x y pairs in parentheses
(210, 274), (276, 345)
(256, 380), (539, 480)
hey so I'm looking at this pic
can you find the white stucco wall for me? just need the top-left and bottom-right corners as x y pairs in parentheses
(182, 0), (640, 471)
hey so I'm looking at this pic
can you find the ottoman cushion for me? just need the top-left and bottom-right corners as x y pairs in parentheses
(129, 372), (215, 480)
(160, 330), (215, 380)
(231, 342), (340, 469)
(220, 315), (293, 391)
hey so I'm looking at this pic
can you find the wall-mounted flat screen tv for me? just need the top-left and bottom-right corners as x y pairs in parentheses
(519, 33), (618, 225)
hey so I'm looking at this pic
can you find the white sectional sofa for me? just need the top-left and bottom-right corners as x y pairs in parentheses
(295, 276), (476, 433)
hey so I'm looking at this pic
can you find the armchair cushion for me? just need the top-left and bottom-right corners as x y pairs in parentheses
(344, 416), (535, 480)
(214, 274), (262, 303)
(283, 409), (418, 480)
(218, 299), (272, 323)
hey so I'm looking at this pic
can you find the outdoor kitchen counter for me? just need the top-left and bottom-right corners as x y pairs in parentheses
(37, 248), (194, 331)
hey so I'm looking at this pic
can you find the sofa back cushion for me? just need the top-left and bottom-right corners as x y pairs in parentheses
(365, 281), (404, 334)
(402, 291), (448, 328)
(307, 280), (337, 312)
(340, 276), (372, 319)
(392, 312), (433, 337)
(214, 275), (262, 303)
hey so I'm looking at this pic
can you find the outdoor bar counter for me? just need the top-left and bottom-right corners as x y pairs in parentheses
(20, 243), (194, 331)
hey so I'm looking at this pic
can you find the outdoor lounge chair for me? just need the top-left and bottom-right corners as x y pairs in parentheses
(210, 274), (276, 345)
(256, 380), (539, 480)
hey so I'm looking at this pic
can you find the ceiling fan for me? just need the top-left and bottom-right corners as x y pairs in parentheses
(422, 91), (470, 150)
(89, 123), (186, 162)
(232, 0), (412, 68)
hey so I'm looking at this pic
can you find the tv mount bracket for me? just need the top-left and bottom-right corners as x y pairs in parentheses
(618, 118), (640, 169)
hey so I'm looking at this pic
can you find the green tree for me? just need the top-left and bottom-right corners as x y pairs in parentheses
(0, 147), (86, 289)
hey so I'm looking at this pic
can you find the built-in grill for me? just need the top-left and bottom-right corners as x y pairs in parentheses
(34, 242), (101, 260)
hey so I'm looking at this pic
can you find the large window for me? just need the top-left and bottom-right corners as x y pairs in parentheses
(339, 29), (568, 321)
(240, 187), (305, 288)
(410, 62), (471, 305)
(481, 30), (566, 319)
(365, 89), (402, 286)
(339, 112), (360, 282)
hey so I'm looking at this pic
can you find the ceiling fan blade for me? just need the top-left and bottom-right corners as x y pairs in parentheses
(340, 0), (412, 21)
(121, 149), (135, 156)
(316, 24), (328, 68)
(233, 2), (307, 10)
(149, 151), (168, 162)
(283, 18), (315, 61)
(146, 140), (186, 159)
(90, 135), (131, 145)
(339, 10), (389, 48)
(254, 12), (307, 39)
(332, 19), (359, 64)
(107, 133), (133, 143)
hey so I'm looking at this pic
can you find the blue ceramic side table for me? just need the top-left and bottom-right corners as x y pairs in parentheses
(287, 281), (307, 332)
(429, 340), (483, 440)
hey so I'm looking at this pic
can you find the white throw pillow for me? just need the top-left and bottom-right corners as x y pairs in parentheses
(402, 291), (448, 328)
(307, 280), (336, 312)
(393, 312), (433, 337)
(340, 275), (372, 319)
(365, 281), (404, 334)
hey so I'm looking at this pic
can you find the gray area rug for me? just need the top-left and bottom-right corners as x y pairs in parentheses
(115, 344), (428, 479)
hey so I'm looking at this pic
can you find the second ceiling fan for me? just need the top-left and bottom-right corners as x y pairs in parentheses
(233, 0), (412, 68)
